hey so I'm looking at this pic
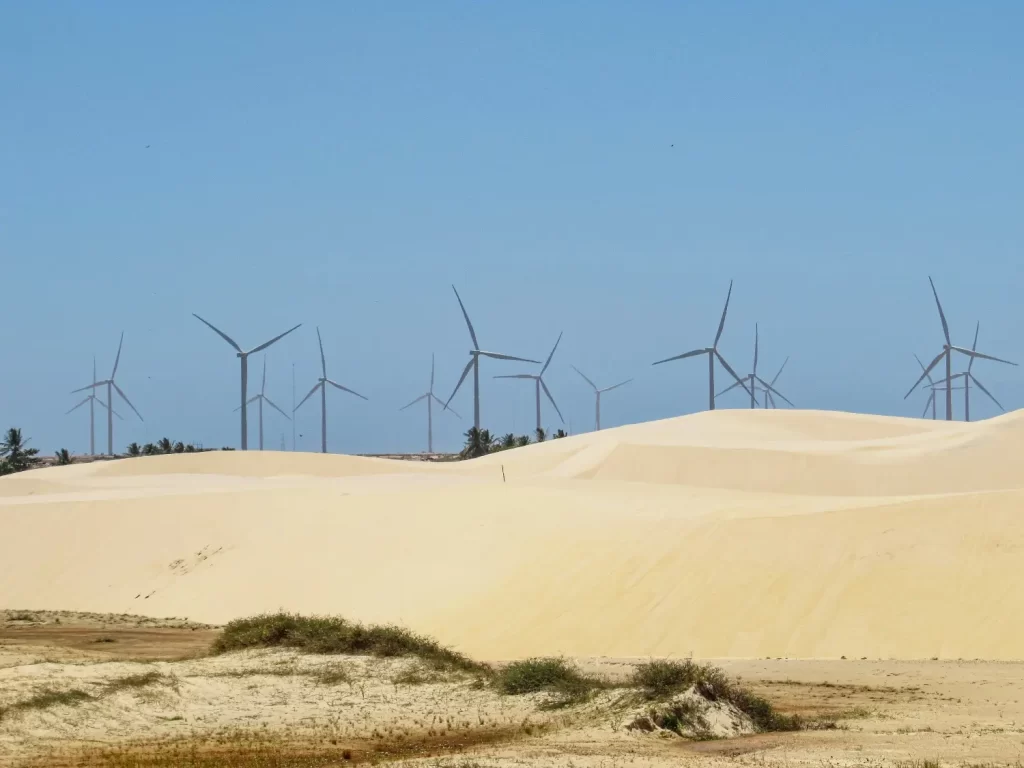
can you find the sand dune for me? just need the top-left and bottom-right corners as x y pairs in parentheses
(2, 409), (1023, 660)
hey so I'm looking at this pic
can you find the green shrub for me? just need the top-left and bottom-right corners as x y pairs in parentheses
(210, 613), (484, 673)
(495, 658), (605, 706)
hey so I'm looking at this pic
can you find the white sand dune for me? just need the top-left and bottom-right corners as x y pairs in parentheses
(2, 409), (1023, 660)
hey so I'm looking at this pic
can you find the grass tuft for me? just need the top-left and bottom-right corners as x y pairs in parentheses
(495, 658), (606, 706)
(0, 687), (94, 721)
(104, 671), (172, 694)
(211, 613), (485, 673)
(632, 660), (803, 732)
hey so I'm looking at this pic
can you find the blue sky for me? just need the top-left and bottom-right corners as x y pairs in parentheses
(2, 2), (1022, 455)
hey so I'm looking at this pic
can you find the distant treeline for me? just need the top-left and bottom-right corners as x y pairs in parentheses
(460, 426), (567, 459)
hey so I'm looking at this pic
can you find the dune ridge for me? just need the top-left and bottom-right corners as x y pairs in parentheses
(2, 408), (1023, 660)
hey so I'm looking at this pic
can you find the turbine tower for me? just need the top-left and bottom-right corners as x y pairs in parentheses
(233, 357), (290, 450)
(494, 333), (565, 432)
(71, 333), (144, 455)
(652, 280), (753, 409)
(400, 354), (460, 453)
(444, 285), (540, 430)
(715, 325), (793, 409)
(66, 357), (120, 455)
(570, 366), (632, 431)
(904, 278), (1016, 420)
(295, 327), (368, 454)
(193, 314), (302, 449)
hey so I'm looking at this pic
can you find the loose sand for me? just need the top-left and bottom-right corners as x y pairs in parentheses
(2, 409), (1023, 660)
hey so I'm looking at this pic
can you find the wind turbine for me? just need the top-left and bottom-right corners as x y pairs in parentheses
(193, 314), (302, 449)
(494, 333), (565, 432)
(652, 281), (753, 410)
(755, 356), (790, 409)
(444, 285), (540, 430)
(295, 327), (367, 454)
(903, 278), (1016, 420)
(951, 323), (1005, 421)
(715, 325), (793, 409)
(233, 357), (290, 450)
(570, 366), (632, 431)
(66, 357), (121, 455)
(71, 333), (144, 455)
(400, 354), (459, 453)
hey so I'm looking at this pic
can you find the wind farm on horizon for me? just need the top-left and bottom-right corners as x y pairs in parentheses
(53, 277), (1020, 459)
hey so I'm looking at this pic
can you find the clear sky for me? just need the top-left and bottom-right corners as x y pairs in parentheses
(2, 2), (1022, 455)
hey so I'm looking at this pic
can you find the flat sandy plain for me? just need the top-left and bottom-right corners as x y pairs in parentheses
(2, 409), (1023, 765)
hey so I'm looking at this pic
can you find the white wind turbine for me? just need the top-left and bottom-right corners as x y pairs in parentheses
(652, 280), (753, 409)
(66, 357), (121, 455)
(494, 332), (565, 432)
(193, 314), (302, 450)
(295, 327), (368, 454)
(444, 285), (540, 430)
(903, 278), (1016, 420)
(570, 365), (632, 431)
(715, 325), (793, 409)
(399, 354), (459, 453)
(71, 333), (144, 455)
(233, 357), (290, 450)
(938, 324), (1006, 422)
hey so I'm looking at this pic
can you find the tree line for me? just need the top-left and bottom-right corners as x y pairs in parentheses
(460, 426), (568, 459)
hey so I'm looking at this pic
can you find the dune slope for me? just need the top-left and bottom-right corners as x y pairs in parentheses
(2, 409), (1023, 660)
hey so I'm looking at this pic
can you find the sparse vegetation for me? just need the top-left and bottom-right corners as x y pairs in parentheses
(210, 613), (485, 673)
(55, 447), (73, 465)
(495, 657), (607, 706)
(0, 687), (94, 721)
(631, 659), (804, 732)
(104, 671), (173, 694)
(0, 427), (41, 475)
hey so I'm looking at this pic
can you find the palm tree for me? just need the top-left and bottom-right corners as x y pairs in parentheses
(1, 428), (40, 473)
(461, 427), (496, 459)
(142, 443), (158, 456)
(515, 435), (531, 448)
(126, 442), (142, 457)
(173, 441), (185, 454)
(535, 427), (547, 443)
(500, 433), (516, 450)
(184, 443), (197, 453)
(553, 429), (568, 439)
(55, 448), (73, 466)
(157, 437), (173, 454)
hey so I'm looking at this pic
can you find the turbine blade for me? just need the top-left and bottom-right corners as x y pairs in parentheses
(756, 376), (795, 407)
(193, 314), (243, 353)
(295, 381), (322, 411)
(913, 353), (935, 384)
(445, 358), (474, 409)
(540, 331), (563, 376)
(111, 332), (124, 378)
(767, 390), (777, 409)
(112, 382), (144, 421)
(652, 348), (707, 366)
(769, 356), (789, 387)
(249, 323), (302, 355)
(452, 285), (480, 349)
(713, 280), (734, 348)
(928, 276), (951, 345)
(316, 327), (327, 377)
(263, 395), (292, 420)
(967, 321), (981, 373)
(904, 350), (945, 398)
(540, 379), (565, 424)
(430, 353), (435, 392)
(400, 393), (428, 411)
(65, 397), (90, 415)
(432, 393), (460, 418)
(753, 323), (759, 376)
(970, 374), (1004, 411)
(94, 398), (121, 419)
(70, 382), (101, 394)
(715, 350), (753, 398)
(262, 356), (267, 394)
(922, 391), (934, 418)
(326, 379), (368, 400)
(599, 378), (633, 393)
(476, 351), (541, 363)
(570, 365), (598, 391)
(951, 346), (1017, 366)
(715, 379), (744, 398)
(493, 374), (536, 380)
(233, 395), (260, 412)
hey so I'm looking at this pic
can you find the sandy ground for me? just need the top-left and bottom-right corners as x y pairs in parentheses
(2, 615), (1024, 767)
(2, 409), (1024, 660)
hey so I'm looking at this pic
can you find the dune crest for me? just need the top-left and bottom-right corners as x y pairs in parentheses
(2, 409), (1023, 660)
